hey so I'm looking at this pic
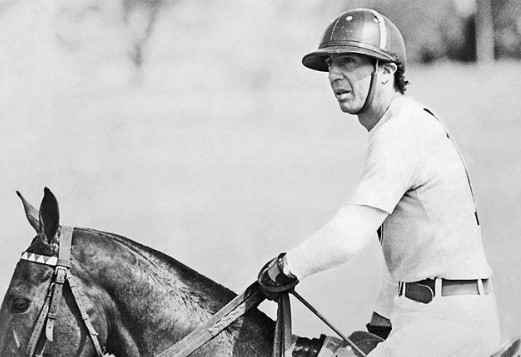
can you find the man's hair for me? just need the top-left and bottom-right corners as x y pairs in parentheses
(378, 57), (409, 94)
(394, 62), (409, 94)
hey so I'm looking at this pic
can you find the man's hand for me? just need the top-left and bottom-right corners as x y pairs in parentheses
(257, 253), (299, 300)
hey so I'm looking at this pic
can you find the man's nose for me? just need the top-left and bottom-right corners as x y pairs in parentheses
(328, 63), (343, 82)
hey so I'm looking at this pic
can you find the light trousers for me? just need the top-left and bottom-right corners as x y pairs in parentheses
(369, 292), (500, 357)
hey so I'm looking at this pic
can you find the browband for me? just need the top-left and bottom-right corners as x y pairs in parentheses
(20, 252), (58, 267)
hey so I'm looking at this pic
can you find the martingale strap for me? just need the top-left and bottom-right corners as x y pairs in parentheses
(21, 226), (104, 357)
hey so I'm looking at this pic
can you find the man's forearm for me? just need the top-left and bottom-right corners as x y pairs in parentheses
(286, 204), (387, 279)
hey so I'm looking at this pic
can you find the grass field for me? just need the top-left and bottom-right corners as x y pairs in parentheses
(1, 0), (520, 345)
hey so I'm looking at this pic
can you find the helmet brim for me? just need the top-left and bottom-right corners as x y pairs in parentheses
(302, 45), (394, 72)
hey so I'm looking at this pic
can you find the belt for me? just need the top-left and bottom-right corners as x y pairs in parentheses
(398, 278), (490, 304)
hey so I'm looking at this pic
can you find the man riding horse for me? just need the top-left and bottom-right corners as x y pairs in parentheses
(259, 8), (502, 356)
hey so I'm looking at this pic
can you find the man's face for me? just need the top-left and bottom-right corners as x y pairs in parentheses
(326, 53), (375, 114)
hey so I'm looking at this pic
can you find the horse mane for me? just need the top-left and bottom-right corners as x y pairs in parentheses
(74, 227), (241, 313)
(70, 227), (276, 356)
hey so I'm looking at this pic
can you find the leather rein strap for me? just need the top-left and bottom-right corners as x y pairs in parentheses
(273, 293), (293, 357)
(156, 282), (265, 357)
(289, 291), (367, 357)
(274, 291), (367, 357)
(158, 286), (367, 357)
(156, 284), (294, 357)
(21, 226), (104, 357)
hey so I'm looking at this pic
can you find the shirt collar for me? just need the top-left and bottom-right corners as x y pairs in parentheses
(368, 95), (407, 140)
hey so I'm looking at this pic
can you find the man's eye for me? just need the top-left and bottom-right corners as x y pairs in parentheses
(341, 57), (355, 65)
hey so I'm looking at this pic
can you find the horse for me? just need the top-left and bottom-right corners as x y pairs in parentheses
(0, 188), (278, 356)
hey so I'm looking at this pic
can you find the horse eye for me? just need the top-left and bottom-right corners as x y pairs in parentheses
(11, 298), (30, 313)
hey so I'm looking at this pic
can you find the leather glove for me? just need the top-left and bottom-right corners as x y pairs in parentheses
(257, 253), (299, 300)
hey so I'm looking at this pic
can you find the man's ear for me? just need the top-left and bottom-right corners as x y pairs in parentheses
(380, 62), (397, 85)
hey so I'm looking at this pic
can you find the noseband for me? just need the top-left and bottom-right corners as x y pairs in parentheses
(19, 226), (104, 357)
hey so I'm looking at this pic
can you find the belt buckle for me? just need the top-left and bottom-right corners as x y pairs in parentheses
(404, 281), (434, 304)
(415, 282), (434, 304)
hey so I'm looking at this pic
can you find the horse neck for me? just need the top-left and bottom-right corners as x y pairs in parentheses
(73, 229), (274, 356)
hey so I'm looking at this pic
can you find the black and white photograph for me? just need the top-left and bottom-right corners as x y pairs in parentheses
(1, 0), (520, 356)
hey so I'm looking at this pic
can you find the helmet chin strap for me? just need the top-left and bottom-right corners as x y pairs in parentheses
(355, 59), (379, 115)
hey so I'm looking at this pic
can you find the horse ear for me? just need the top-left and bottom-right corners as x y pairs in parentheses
(16, 191), (40, 232)
(38, 188), (60, 244)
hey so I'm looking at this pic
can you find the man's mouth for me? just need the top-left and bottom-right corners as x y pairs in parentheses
(334, 88), (351, 99)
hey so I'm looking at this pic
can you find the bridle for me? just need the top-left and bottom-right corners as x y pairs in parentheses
(19, 226), (104, 357)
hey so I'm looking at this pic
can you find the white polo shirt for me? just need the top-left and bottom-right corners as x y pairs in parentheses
(350, 96), (492, 282)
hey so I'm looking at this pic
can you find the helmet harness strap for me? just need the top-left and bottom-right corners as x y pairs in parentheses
(355, 59), (379, 115)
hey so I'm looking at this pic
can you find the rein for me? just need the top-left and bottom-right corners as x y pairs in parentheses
(157, 287), (367, 357)
(20, 226), (104, 357)
(156, 282), (265, 357)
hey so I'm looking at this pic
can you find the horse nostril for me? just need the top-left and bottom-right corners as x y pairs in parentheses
(11, 298), (31, 313)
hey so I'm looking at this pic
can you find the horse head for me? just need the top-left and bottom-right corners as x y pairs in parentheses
(1, 188), (275, 357)
(0, 188), (108, 356)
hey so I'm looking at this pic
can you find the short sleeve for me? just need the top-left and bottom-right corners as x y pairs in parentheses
(349, 124), (422, 214)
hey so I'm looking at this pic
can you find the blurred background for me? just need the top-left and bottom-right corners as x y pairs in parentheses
(1, 0), (520, 346)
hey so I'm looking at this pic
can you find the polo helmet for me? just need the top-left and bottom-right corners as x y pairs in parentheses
(302, 8), (406, 72)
